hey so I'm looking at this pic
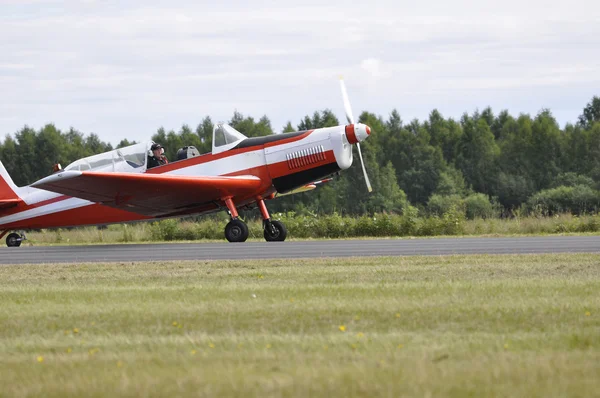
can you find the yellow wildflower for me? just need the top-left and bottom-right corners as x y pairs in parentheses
(397, 344), (404, 349)
(339, 325), (346, 332)
(585, 311), (591, 317)
(357, 332), (365, 338)
(66, 348), (72, 354)
(37, 356), (44, 363)
(209, 343), (215, 348)
(395, 313), (401, 318)
(73, 328), (79, 334)
(190, 350), (197, 355)
(172, 321), (178, 327)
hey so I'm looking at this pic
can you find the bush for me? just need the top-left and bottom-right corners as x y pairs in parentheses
(463, 193), (499, 219)
(399, 206), (420, 236)
(149, 219), (179, 241)
(551, 172), (595, 189)
(440, 205), (466, 235)
(526, 185), (600, 215)
(427, 194), (464, 217)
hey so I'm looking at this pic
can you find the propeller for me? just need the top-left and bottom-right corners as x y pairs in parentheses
(339, 77), (372, 193)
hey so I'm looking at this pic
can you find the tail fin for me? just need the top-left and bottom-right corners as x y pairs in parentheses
(0, 161), (22, 209)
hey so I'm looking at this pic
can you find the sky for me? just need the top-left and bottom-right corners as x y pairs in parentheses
(1, 0), (599, 146)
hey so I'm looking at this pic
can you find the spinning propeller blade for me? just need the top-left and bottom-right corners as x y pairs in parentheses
(339, 77), (372, 193)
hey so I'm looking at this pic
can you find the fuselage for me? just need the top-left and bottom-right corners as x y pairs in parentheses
(0, 124), (359, 230)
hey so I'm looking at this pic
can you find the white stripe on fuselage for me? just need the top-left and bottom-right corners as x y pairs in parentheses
(0, 197), (91, 226)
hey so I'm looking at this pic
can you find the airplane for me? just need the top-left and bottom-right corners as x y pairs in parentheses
(0, 79), (373, 247)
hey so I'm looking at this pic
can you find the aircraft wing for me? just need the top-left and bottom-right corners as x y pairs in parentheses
(31, 171), (263, 216)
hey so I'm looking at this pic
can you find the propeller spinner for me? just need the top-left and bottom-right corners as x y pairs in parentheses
(339, 77), (373, 193)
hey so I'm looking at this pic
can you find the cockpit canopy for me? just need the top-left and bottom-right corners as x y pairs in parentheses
(212, 123), (247, 154)
(62, 125), (248, 174)
(64, 141), (150, 173)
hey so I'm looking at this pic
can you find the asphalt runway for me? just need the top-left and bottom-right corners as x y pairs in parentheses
(1, 236), (600, 264)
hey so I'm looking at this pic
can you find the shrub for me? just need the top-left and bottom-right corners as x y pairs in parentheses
(463, 193), (499, 219)
(440, 205), (466, 235)
(427, 194), (464, 217)
(149, 219), (179, 241)
(399, 206), (420, 236)
(527, 185), (600, 215)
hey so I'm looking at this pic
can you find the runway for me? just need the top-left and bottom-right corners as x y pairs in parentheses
(1, 236), (600, 264)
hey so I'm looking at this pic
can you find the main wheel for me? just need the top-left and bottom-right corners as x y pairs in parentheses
(264, 220), (287, 242)
(225, 219), (249, 243)
(6, 232), (22, 247)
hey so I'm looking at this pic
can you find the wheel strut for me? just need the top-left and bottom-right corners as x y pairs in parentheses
(258, 197), (287, 242)
(223, 197), (239, 219)
(257, 198), (275, 233)
(222, 197), (248, 242)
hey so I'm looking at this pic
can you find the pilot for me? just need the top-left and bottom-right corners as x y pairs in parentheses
(147, 143), (169, 169)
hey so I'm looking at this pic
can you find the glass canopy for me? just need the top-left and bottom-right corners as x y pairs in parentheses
(212, 123), (247, 154)
(64, 141), (149, 173)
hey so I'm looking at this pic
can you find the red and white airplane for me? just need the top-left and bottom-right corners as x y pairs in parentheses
(0, 80), (372, 247)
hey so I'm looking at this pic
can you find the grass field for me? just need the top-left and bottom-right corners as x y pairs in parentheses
(21, 212), (600, 245)
(1, 254), (599, 397)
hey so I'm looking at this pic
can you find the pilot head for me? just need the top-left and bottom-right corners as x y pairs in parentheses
(151, 143), (163, 158)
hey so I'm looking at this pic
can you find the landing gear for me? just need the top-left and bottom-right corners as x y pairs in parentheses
(6, 232), (24, 247)
(258, 198), (287, 242)
(225, 219), (249, 243)
(223, 197), (249, 243)
(264, 220), (287, 242)
(221, 197), (288, 243)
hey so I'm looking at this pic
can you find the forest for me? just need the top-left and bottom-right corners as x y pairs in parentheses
(1, 96), (600, 219)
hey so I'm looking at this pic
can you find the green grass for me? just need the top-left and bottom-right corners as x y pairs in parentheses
(1, 254), (599, 397)
(20, 213), (600, 246)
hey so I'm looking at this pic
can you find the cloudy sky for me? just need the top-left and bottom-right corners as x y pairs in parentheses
(1, 0), (599, 145)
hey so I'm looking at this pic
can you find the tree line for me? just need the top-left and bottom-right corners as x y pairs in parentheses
(1, 97), (600, 218)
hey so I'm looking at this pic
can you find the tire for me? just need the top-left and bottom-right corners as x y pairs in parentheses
(6, 233), (22, 247)
(264, 220), (287, 242)
(225, 219), (249, 243)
